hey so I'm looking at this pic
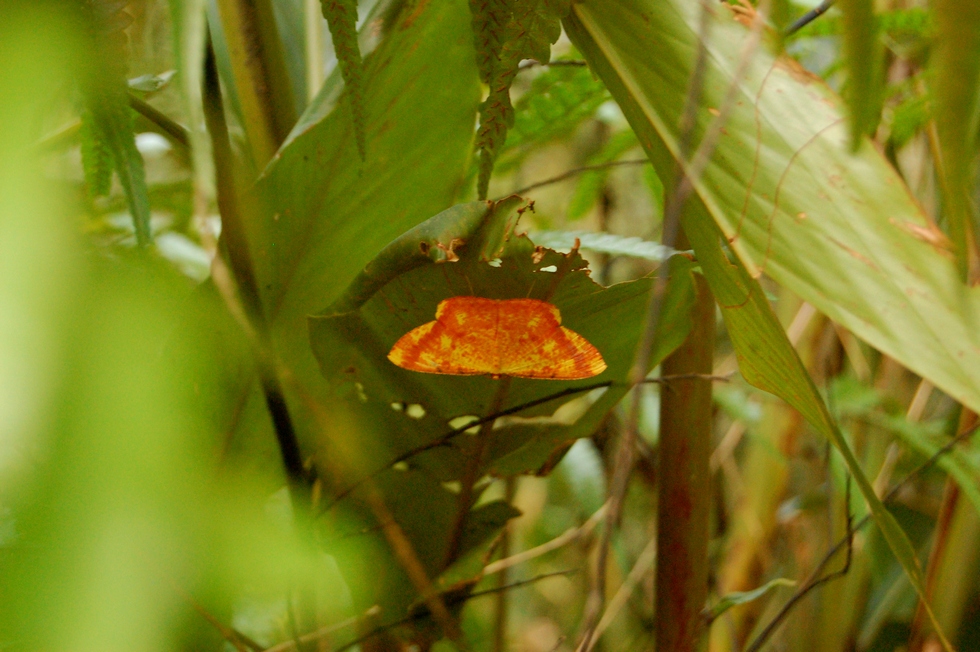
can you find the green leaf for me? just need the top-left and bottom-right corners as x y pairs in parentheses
(88, 100), (153, 247)
(496, 61), (610, 172)
(305, 194), (689, 629)
(563, 0), (980, 485)
(705, 577), (796, 622)
(225, 0), (485, 632)
(308, 199), (694, 486)
(564, 1), (961, 647)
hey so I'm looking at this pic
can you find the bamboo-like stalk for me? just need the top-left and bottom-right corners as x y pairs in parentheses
(213, 0), (298, 166)
(655, 263), (714, 652)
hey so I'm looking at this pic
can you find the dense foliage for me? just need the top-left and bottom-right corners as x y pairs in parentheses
(2, 1), (979, 651)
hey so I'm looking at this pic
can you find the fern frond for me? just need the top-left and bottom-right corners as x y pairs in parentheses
(469, 0), (513, 84)
(474, 0), (571, 199)
(321, 0), (366, 160)
(79, 0), (152, 247)
(79, 108), (113, 199)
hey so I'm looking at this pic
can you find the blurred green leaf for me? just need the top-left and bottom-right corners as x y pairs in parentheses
(211, 0), (485, 636)
(839, 0), (884, 146)
(931, 0), (980, 275)
(706, 577), (796, 621)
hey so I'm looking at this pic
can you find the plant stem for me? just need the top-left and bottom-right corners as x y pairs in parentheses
(655, 262), (714, 652)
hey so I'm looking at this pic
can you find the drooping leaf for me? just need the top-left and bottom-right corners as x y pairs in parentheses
(475, 0), (572, 198)
(563, 0), (980, 482)
(469, 0), (513, 84)
(705, 578), (797, 622)
(320, 0), (366, 159)
(564, 1), (963, 647)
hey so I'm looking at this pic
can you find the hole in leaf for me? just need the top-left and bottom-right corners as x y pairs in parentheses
(441, 481), (461, 494)
(406, 403), (426, 419)
(538, 265), (558, 273)
(354, 382), (368, 403)
(393, 461), (409, 472)
(448, 415), (481, 435)
(487, 258), (502, 267)
(390, 401), (406, 412)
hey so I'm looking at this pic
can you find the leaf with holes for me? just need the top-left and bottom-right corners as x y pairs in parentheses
(308, 196), (695, 490)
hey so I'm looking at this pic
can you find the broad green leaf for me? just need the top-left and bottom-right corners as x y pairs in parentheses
(564, 1), (962, 647)
(563, 0), (980, 422)
(307, 195), (694, 630)
(308, 198), (695, 486)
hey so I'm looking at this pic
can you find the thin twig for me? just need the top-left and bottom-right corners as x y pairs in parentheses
(592, 537), (657, 642)
(323, 375), (731, 512)
(493, 478), (517, 652)
(170, 579), (264, 652)
(332, 571), (577, 652)
(263, 606), (381, 652)
(743, 422), (980, 652)
(509, 159), (651, 197)
(129, 93), (191, 151)
(518, 59), (589, 70)
(485, 502), (609, 576)
(444, 377), (513, 568)
(785, 0), (835, 36)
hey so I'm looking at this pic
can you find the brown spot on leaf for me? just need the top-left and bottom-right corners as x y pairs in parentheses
(889, 218), (954, 258)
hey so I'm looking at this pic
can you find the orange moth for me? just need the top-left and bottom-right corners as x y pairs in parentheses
(387, 296), (606, 380)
